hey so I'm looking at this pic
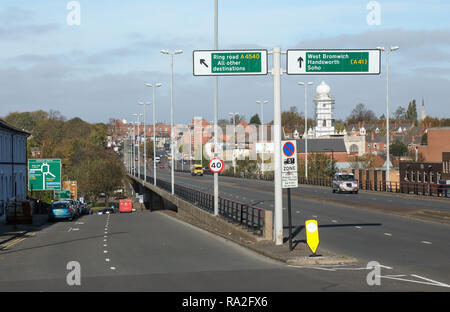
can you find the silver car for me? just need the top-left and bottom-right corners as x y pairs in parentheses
(332, 173), (359, 194)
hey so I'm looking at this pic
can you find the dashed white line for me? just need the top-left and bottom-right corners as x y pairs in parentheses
(421, 241), (432, 245)
(384, 233), (392, 236)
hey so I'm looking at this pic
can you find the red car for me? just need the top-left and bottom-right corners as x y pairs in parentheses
(159, 164), (164, 168)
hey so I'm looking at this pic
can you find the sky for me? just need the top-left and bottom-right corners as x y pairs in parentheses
(1, 0), (450, 125)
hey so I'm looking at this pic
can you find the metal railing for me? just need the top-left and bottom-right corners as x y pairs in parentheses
(131, 172), (266, 236)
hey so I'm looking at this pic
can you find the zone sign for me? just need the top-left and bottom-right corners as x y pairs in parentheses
(209, 158), (224, 173)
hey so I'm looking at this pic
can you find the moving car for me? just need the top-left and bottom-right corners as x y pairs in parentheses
(119, 198), (133, 213)
(191, 164), (204, 176)
(159, 164), (165, 168)
(332, 172), (359, 194)
(49, 201), (76, 221)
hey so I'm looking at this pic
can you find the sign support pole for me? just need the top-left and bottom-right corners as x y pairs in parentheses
(213, 0), (219, 216)
(272, 47), (283, 245)
(287, 188), (293, 251)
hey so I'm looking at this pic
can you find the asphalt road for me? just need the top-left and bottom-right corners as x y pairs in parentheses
(145, 167), (450, 289)
(0, 210), (448, 291)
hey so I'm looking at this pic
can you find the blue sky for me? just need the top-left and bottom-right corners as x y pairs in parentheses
(1, 0), (450, 124)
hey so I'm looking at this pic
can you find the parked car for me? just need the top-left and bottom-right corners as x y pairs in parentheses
(49, 201), (77, 221)
(332, 172), (359, 194)
(159, 164), (165, 168)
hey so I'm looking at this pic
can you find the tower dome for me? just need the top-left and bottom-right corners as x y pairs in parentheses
(316, 79), (331, 96)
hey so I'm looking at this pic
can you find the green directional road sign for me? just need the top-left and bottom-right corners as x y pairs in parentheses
(286, 49), (381, 75)
(54, 190), (71, 200)
(193, 50), (268, 76)
(28, 159), (62, 191)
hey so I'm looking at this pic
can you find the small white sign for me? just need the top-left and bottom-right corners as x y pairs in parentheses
(208, 158), (224, 174)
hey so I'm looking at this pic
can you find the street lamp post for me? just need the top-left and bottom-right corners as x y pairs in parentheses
(145, 83), (162, 186)
(256, 100), (269, 176)
(229, 112), (239, 176)
(161, 49), (183, 195)
(298, 82), (314, 182)
(133, 113), (143, 178)
(377, 46), (399, 190)
(139, 101), (151, 184)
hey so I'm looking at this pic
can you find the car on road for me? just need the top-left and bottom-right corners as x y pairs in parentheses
(191, 164), (204, 176)
(97, 207), (115, 215)
(159, 164), (165, 168)
(49, 201), (77, 221)
(332, 172), (359, 194)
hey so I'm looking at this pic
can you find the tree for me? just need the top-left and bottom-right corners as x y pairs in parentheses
(390, 140), (408, 157)
(394, 106), (406, 121)
(405, 99), (417, 124)
(281, 106), (303, 134)
(347, 103), (377, 124)
(249, 114), (261, 125)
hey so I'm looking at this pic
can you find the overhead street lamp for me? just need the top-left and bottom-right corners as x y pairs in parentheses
(145, 83), (162, 186)
(161, 49), (183, 195)
(376, 46), (399, 189)
(139, 101), (151, 184)
(256, 100), (269, 176)
(298, 82), (314, 182)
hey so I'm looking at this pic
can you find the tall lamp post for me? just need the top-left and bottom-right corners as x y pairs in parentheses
(139, 101), (151, 184)
(256, 100), (269, 176)
(133, 113), (143, 178)
(377, 46), (399, 189)
(297, 82), (314, 182)
(161, 49), (183, 195)
(229, 112), (239, 176)
(145, 83), (162, 186)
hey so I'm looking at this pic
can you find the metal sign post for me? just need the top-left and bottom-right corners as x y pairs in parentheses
(281, 140), (298, 250)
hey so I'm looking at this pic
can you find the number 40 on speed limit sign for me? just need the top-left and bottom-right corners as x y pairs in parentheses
(209, 158), (224, 173)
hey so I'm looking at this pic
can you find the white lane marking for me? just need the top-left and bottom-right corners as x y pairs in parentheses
(331, 220), (338, 223)
(312, 215), (318, 218)
(105, 258), (110, 262)
(75, 222), (84, 225)
(296, 211), (300, 214)
(384, 233), (392, 236)
(104, 244), (107, 247)
(381, 275), (450, 289)
(110, 267), (116, 270)
(104, 250), (108, 253)
(421, 241), (432, 245)
(355, 226), (362, 229)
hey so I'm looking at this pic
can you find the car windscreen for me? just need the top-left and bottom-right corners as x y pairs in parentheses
(52, 203), (69, 209)
(338, 175), (356, 181)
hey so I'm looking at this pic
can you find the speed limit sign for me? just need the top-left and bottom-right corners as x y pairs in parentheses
(209, 158), (224, 173)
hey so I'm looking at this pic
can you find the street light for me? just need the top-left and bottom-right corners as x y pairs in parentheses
(377, 46), (399, 189)
(145, 83), (162, 186)
(133, 113), (143, 178)
(139, 101), (151, 184)
(298, 82), (314, 182)
(256, 100), (269, 176)
(229, 112), (239, 176)
(161, 49), (183, 195)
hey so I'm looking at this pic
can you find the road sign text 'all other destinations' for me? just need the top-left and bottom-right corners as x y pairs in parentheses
(193, 50), (268, 76)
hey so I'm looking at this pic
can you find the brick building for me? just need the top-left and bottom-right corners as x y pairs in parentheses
(418, 127), (450, 162)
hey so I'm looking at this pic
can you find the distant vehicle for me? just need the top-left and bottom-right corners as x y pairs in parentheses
(191, 164), (204, 176)
(159, 164), (165, 169)
(155, 156), (161, 163)
(49, 201), (76, 221)
(119, 199), (133, 213)
(97, 207), (115, 215)
(332, 173), (359, 194)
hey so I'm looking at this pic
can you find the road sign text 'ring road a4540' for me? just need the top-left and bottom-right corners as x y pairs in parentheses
(193, 50), (268, 76)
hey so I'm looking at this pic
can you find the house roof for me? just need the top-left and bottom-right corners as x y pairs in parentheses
(296, 138), (347, 153)
(0, 119), (30, 136)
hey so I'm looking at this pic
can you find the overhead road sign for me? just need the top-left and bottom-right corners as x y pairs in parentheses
(28, 159), (61, 191)
(193, 50), (268, 76)
(286, 49), (381, 75)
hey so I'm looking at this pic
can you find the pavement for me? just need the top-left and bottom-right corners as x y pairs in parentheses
(0, 214), (48, 251)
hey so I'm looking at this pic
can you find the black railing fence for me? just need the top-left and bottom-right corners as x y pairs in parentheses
(132, 173), (265, 236)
